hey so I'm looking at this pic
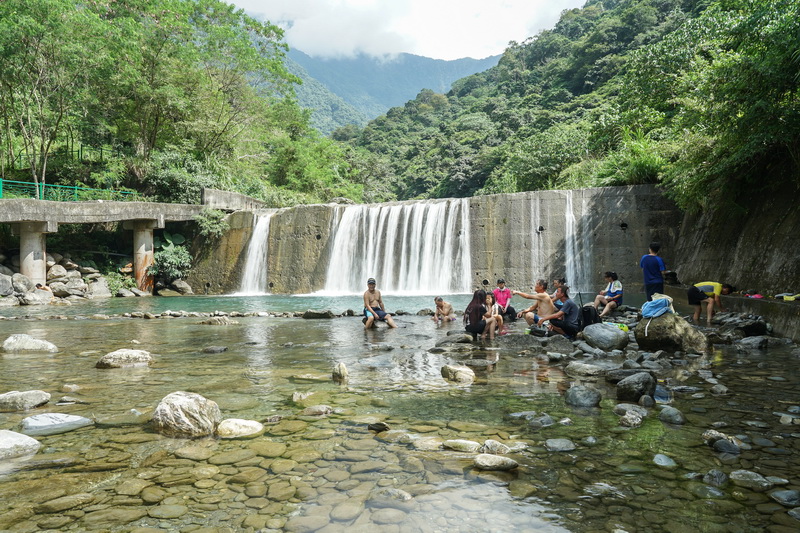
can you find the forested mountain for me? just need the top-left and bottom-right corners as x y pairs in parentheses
(284, 56), (369, 135)
(0, 0), (797, 216)
(337, 0), (800, 213)
(288, 49), (502, 123)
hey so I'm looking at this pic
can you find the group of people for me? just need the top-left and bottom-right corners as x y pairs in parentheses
(361, 240), (735, 334)
(463, 278), (581, 340)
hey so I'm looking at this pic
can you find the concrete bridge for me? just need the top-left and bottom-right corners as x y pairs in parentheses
(0, 199), (206, 290)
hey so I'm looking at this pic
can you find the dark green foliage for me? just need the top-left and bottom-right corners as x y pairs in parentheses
(194, 209), (229, 239)
(344, 0), (799, 213)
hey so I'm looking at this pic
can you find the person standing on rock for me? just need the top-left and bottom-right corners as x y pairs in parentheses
(492, 279), (517, 323)
(363, 278), (397, 329)
(537, 285), (580, 338)
(514, 279), (556, 326)
(688, 281), (733, 323)
(640, 242), (667, 301)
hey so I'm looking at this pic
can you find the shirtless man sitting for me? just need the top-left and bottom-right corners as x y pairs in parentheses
(432, 296), (456, 322)
(513, 279), (557, 326)
(363, 277), (397, 329)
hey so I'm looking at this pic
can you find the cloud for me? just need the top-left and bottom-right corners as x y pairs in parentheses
(232, 0), (585, 60)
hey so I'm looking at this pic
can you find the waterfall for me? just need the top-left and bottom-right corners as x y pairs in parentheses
(238, 211), (275, 294)
(322, 198), (471, 294)
(529, 194), (545, 287)
(563, 191), (593, 294)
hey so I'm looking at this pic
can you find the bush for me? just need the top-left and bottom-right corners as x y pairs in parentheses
(194, 209), (229, 239)
(105, 271), (137, 294)
(149, 246), (192, 283)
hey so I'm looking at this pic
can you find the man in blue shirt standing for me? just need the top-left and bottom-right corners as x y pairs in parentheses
(640, 242), (667, 301)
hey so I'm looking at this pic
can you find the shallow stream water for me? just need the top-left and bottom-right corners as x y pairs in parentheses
(1, 295), (799, 532)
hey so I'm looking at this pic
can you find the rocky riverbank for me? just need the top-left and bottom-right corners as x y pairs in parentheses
(0, 305), (799, 532)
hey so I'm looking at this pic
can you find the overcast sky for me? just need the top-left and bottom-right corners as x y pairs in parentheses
(231, 0), (586, 60)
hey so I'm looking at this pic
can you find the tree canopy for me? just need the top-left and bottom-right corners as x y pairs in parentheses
(0, 0), (797, 213)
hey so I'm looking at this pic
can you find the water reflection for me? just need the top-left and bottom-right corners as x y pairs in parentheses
(0, 298), (798, 532)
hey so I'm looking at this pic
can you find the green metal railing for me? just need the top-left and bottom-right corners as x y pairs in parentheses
(0, 178), (139, 202)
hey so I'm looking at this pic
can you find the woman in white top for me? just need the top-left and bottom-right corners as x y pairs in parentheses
(485, 292), (503, 331)
(592, 271), (623, 317)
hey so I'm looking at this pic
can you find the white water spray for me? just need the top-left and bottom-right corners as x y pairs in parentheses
(238, 211), (275, 294)
(563, 190), (593, 294)
(322, 199), (471, 294)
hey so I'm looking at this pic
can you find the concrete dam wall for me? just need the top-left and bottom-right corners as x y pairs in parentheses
(188, 185), (682, 296)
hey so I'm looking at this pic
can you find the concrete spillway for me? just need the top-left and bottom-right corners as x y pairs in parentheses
(190, 185), (682, 295)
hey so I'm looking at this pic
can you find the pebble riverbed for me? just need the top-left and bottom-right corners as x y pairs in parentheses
(1, 305), (799, 533)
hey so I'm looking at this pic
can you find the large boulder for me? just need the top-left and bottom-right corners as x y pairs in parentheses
(11, 273), (35, 293)
(152, 391), (221, 437)
(2, 334), (58, 352)
(95, 349), (153, 369)
(47, 264), (68, 281)
(49, 279), (87, 298)
(583, 323), (629, 351)
(616, 372), (656, 402)
(634, 313), (709, 353)
(86, 278), (112, 298)
(0, 390), (51, 411)
(170, 279), (194, 295)
(0, 429), (41, 460)
(0, 273), (13, 296)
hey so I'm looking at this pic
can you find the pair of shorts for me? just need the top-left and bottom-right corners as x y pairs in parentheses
(465, 321), (486, 334)
(364, 308), (388, 320)
(687, 286), (709, 306)
(550, 319), (578, 337)
(645, 282), (664, 301)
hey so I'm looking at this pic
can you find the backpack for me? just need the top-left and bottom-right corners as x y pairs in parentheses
(579, 305), (601, 331)
(641, 297), (673, 318)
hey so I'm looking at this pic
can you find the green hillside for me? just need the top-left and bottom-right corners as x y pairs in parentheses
(288, 50), (502, 121)
(340, 0), (800, 213)
(284, 56), (369, 135)
(0, 0), (797, 215)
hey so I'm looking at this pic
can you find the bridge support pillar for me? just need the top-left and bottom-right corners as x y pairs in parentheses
(123, 219), (163, 292)
(15, 221), (58, 286)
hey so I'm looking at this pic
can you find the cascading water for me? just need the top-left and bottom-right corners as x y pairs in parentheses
(322, 199), (471, 294)
(529, 194), (545, 285)
(238, 211), (276, 294)
(563, 190), (593, 294)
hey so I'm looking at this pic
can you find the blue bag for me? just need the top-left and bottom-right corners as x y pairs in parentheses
(641, 298), (673, 318)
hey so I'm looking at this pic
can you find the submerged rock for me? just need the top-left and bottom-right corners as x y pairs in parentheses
(474, 453), (518, 471)
(21, 413), (94, 436)
(332, 362), (348, 383)
(216, 418), (264, 439)
(443, 439), (482, 452)
(95, 349), (153, 369)
(564, 385), (602, 407)
(0, 390), (51, 412)
(545, 438), (577, 452)
(441, 364), (475, 384)
(152, 391), (221, 438)
(2, 334), (58, 353)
